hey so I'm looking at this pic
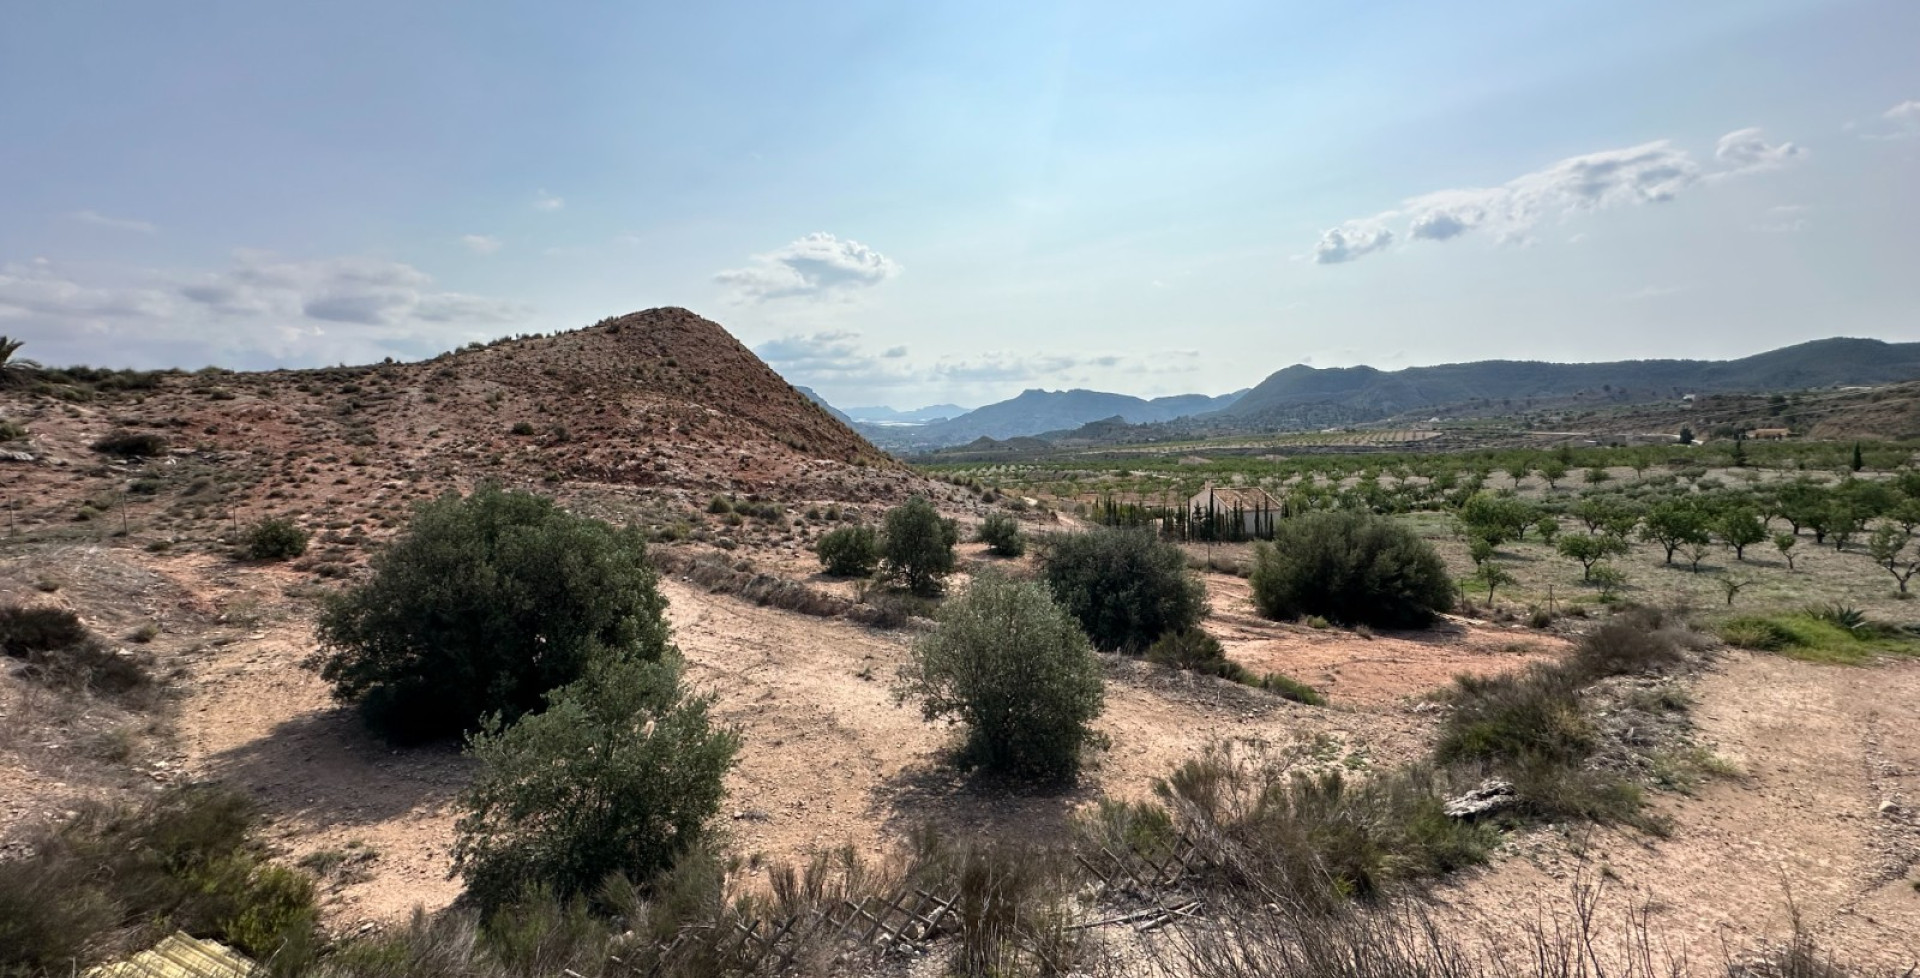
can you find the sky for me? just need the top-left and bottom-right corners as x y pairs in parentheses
(2, 1), (1917, 411)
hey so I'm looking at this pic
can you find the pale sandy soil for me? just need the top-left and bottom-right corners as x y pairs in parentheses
(6, 538), (1916, 969)
(1431, 650), (1920, 970)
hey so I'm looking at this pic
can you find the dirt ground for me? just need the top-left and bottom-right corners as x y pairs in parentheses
(1432, 649), (1920, 970)
(4, 533), (1917, 966)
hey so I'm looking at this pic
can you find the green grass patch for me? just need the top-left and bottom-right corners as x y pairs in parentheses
(1717, 613), (1920, 664)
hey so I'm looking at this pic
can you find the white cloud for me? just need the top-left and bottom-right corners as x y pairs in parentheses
(1312, 222), (1396, 264)
(0, 252), (532, 367)
(461, 234), (503, 255)
(534, 189), (565, 211)
(1314, 128), (1812, 264)
(715, 232), (901, 302)
(1886, 100), (1920, 124)
(0, 258), (175, 320)
(68, 210), (158, 234)
(1713, 127), (1807, 174)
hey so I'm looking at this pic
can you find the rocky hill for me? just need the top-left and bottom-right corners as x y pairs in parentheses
(0, 307), (916, 549)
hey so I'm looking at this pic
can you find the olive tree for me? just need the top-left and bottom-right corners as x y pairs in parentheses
(896, 576), (1105, 782)
(452, 657), (739, 913)
(317, 485), (670, 742)
(883, 496), (959, 595)
(1041, 527), (1205, 652)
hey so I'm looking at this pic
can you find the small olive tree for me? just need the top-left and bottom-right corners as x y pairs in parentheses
(317, 485), (671, 742)
(452, 657), (739, 913)
(1041, 527), (1206, 652)
(976, 511), (1026, 557)
(814, 525), (879, 577)
(896, 576), (1104, 782)
(1249, 511), (1455, 628)
(883, 496), (958, 595)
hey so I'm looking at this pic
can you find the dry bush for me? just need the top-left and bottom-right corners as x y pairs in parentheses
(1137, 878), (1859, 978)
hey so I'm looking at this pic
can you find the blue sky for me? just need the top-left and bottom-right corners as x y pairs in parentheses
(2, 0), (1916, 410)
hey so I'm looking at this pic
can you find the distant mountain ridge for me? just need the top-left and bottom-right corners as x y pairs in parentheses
(1225, 337), (1920, 428)
(795, 386), (857, 426)
(846, 403), (969, 424)
(870, 387), (1248, 448)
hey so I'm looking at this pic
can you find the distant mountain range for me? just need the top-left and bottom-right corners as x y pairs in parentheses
(853, 387), (1249, 450)
(845, 403), (970, 424)
(1222, 337), (1920, 428)
(805, 337), (1920, 454)
(794, 386), (856, 426)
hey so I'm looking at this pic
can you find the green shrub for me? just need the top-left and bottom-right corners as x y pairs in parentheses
(453, 657), (739, 914)
(814, 525), (879, 577)
(1042, 527), (1206, 652)
(90, 430), (169, 457)
(245, 518), (310, 561)
(1250, 671), (1326, 706)
(1143, 629), (1323, 704)
(1435, 663), (1647, 825)
(0, 418), (25, 441)
(317, 485), (672, 743)
(0, 785), (319, 975)
(1145, 627), (1236, 675)
(882, 496), (958, 596)
(897, 576), (1105, 782)
(976, 511), (1026, 557)
(509, 421), (536, 436)
(1249, 511), (1455, 629)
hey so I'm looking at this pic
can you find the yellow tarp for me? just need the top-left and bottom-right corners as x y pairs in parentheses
(87, 932), (262, 978)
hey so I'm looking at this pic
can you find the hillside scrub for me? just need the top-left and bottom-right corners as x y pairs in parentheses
(897, 575), (1105, 782)
(0, 602), (157, 706)
(317, 484), (672, 743)
(1145, 628), (1324, 705)
(882, 496), (959, 595)
(813, 524), (879, 577)
(0, 785), (320, 976)
(245, 517), (310, 561)
(976, 510), (1026, 557)
(1436, 607), (1688, 825)
(452, 656), (739, 914)
(1042, 527), (1207, 652)
(1249, 511), (1455, 628)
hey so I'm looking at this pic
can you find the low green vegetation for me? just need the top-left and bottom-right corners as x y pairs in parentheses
(1042, 527), (1207, 652)
(1249, 510), (1455, 628)
(453, 657), (739, 914)
(1144, 627), (1323, 704)
(813, 524), (879, 577)
(1719, 605), (1920, 663)
(317, 484), (673, 742)
(896, 575), (1106, 782)
(0, 785), (320, 976)
(881, 495), (959, 595)
(975, 510), (1026, 557)
(244, 517), (310, 561)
